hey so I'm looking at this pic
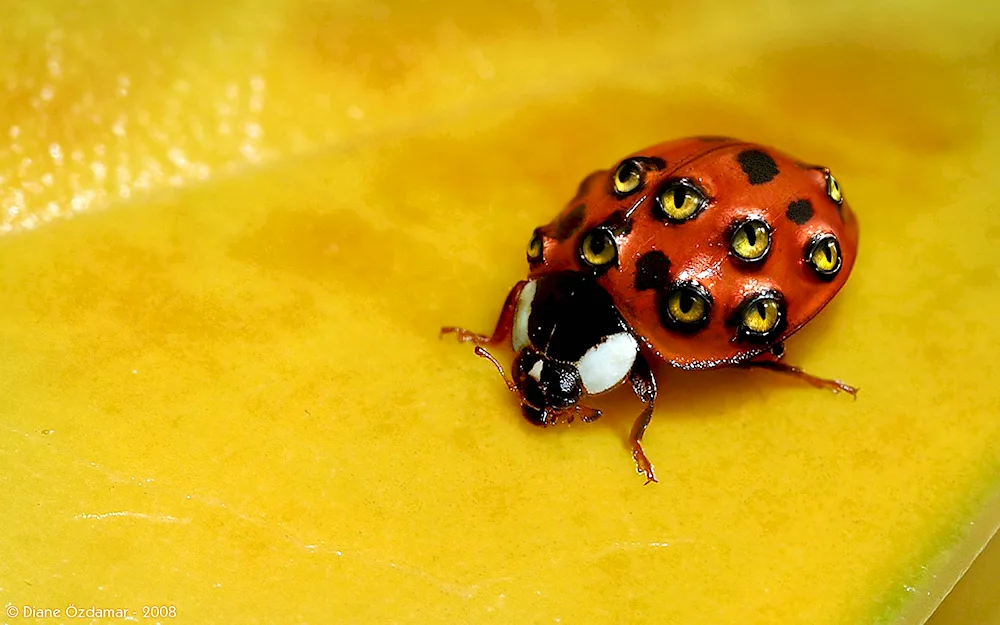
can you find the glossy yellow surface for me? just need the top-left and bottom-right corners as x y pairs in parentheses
(2, 1), (999, 623)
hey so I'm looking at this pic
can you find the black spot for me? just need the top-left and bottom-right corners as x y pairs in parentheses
(785, 199), (814, 225)
(737, 150), (779, 185)
(553, 204), (586, 240)
(634, 251), (671, 291)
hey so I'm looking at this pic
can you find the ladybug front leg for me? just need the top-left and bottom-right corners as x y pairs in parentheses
(627, 354), (658, 485)
(743, 350), (858, 398)
(536, 404), (603, 426)
(440, 280), (527, 346)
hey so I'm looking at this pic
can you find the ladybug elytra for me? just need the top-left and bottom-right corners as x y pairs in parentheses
(442, 136), (859, 484)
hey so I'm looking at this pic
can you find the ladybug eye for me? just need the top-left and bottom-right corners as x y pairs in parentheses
(655, 181), (706, 223)
(731, 219), (772, 262)
(579, 229), (618, 268)
(806, 234), (842, 280)
(737, 292), (785, 342)
(662, 283), (712, 330)
(826, 172), (844, 204)
(527, 230), (544, 263)
(613, 159), (643, 195)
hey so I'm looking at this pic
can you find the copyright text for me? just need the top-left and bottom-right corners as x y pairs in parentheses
(6, 604), (177, 619)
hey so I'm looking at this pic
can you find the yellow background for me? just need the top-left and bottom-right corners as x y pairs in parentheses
(1, 1), (998, 623)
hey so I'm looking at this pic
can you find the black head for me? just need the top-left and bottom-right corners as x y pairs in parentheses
(511, 348), (584, 426)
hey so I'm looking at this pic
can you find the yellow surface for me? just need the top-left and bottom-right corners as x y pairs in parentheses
(2, 1), (999, 623)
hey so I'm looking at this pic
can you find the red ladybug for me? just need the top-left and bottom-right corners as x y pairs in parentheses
(442, 136), (859, 484)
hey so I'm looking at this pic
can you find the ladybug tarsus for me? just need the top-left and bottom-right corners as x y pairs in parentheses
(440, 326), (490, 344)
(577, 404), (602, 423)
(631, 417), (658, 484)
(633, 451), (658, 485)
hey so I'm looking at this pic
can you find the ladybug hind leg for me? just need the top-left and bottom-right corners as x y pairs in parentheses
(742, 348), (858, 398)
(627, 354), (658, 485)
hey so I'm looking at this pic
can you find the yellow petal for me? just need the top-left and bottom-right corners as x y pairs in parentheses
(1, 2), (998, 624)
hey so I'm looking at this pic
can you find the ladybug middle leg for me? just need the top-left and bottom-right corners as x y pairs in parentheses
(440, 281), (526, 346)
(627, 355), (659, 485)
(742, 347), (858, 397)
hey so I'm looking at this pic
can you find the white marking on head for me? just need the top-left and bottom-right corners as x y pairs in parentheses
(527, 360), (544, 381)
(576, 332), (638, 394)
(511, 280), (537, 352)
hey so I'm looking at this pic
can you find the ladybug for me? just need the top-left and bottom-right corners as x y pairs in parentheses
(442, 136), (858, 484)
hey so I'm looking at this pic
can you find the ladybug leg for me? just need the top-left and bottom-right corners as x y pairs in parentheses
(440, 281), (527, 346)
(742, 358), (858, 398)
(537, 404), (603, 426)
(576, 404), (603, 423)
(627, 355), (658, 485)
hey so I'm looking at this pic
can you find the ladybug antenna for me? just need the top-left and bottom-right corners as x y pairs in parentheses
(474, 346), (517, 392)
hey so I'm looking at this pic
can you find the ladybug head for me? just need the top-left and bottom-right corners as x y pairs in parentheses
(511, 347), (586, 425)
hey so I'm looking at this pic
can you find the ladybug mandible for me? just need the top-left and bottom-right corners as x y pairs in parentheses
(442, 136), (859, 484)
